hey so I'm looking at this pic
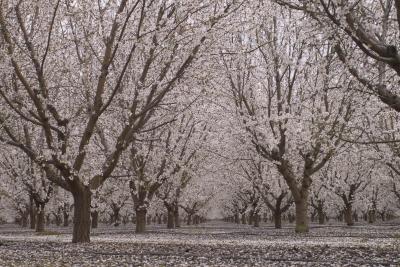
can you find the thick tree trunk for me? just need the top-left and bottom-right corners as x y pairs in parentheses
(167, 208), (175, 229)
(135, 209), (147, 233)
(91, 211), (98, 229)
(295, 199), (309, 233)
(187, 214), (192, 225)
(344, 206), (354, 226)
(72, 189), (92, 243)
(35, 204), (45, 232)
(274, 210), (282, 229)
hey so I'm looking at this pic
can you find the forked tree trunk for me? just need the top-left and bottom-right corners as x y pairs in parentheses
(344, 206), (354, 226)
(136, 209), (147, 233)
(295, 198), (309, 233)
(72, 188), (92, 243)
(167, 208), (174, 229)
(35, 204), (45, 232)
(91, 211), (98, 229)
(274, 210), (282, 229)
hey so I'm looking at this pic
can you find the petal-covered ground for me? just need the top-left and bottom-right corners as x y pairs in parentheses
(0, 221), (399, 266)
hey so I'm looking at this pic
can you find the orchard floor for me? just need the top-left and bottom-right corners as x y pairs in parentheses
(0, 220), (399, 267)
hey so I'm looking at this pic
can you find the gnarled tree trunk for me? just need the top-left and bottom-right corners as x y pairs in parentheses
(295, 198), (309, 233)
(72, 188), (92, 243)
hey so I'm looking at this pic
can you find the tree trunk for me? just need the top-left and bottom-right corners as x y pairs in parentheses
(167, 208), (174, 229)
(187, 214), (192, 225)
(174, 206), (180, 228)
(135, 209), (147, 233)
(234, 213), (240, 224)
(29, 197), (36, 229)
(344, 206), (354, 226)
(253, 213), (260, 227)
(241, 213), (246, 224)
(21, 213), (28, 228)
(63, 210), (69, 227)
(295, 199), (309, 233)
(317, 205), (325, 225)
(274, 210), (282, 229)
(72, 188), (92, 243)
(368, 209), (376, 223)
(36, 204), (45, 232)
(91, 211), (98, 229)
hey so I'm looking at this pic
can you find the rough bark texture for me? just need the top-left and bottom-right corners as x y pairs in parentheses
(135, 209), (147, 233)
(72, 188), (92, 243)
(295, 199), (309, 233)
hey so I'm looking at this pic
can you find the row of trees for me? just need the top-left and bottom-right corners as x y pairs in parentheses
(1, 0), (400, 243)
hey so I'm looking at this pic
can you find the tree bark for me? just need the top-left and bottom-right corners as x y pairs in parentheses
(174, 205), (180, 228)
(234, 213), (240, 224)
(241, 213), (246, 224)
(317, 205), (325, 225)
(135, 209), (147, 233)
(187, 214), (192, 225)
(295, 198), (309, 233)
(91, 211), (98, 229)
(344, 206), (354, 226)
(35, 204), (45, 232)
(253, 213), (260, 227)
(274, 210), (282, 229)
(63, 209), (69, 227)
(167, 208), (175, 229)
(72, 188), (92, 243)
(29, 197), (36, 229)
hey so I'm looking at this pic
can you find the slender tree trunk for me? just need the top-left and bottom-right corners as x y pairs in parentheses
(135, 209), (147, 233)
(29, 197), (36, 229)
(274, 210), (282, 229)
(317, 205), (325, 225)
(241, 213), (246, 224)
(21, 212), (28, 228)
(91, 211), (98, 229)
(344, 206), (354, 226)
(234, 213), (240, 224)
(174, 206), (180, 228)
(187, 214), (192, 225)
(295, 198), (309, 233)
(72, 188), (92, 243)
(253, 213), (260, 227)
(63, 210), (69, 227)
(167, 208), (174, 229)
(368, 209), (376, 223)
(35, 204), (45, 232)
